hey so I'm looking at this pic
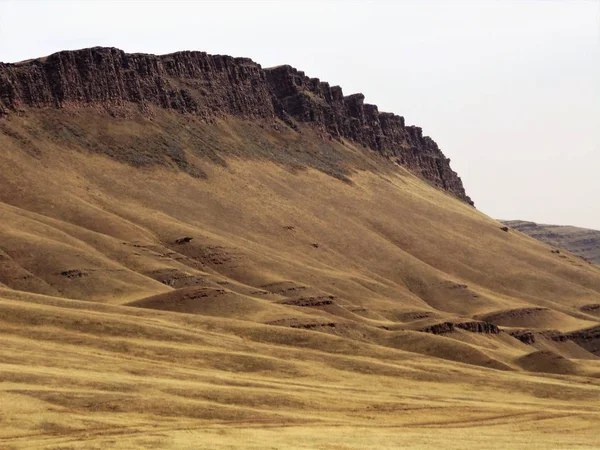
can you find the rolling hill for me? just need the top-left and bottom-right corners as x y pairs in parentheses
(0, 47), (599, 449)
(503, 220), (600, 265)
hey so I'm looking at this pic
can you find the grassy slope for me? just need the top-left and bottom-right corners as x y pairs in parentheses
(0, 108), (599, 448)
(503, 220), (600, 265)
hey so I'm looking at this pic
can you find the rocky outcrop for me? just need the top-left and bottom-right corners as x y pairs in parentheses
(419, 321), (455, 335)
(420, 320), (500, 335)
(0, 48), (274, 118)
(509, 329), (566, 345)
(581, 304), (600, 315)
(278, 296), (336, 307)
(0, 47), (472, 204)
(558, 326), (600, 355)
(510, 330), (537, 344)
(266, 65), (472, 204)
(455, 321), (500, 334)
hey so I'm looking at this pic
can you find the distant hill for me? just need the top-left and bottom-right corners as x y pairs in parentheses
(503, 220), (600, 264)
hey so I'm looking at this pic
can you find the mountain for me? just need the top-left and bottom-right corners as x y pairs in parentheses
(503, 220), (600, 264)
(0, 46), (472, 204)
(0, 47), (599, 449)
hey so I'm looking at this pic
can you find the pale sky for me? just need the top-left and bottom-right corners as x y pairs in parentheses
(1, 0), (599, 229)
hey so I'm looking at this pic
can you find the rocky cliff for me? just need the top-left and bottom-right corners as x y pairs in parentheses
(0, 47), (472, 204)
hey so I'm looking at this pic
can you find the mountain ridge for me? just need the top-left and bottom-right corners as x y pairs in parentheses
(0, 46), (472, 204)
(503, 220), (600, 264)
(2, 47), (600, 448)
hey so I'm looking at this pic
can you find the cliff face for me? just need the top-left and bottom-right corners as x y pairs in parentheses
(0, 48), (274, 118)
(266, 65), (471, 203)
(0, 47), (472, 204)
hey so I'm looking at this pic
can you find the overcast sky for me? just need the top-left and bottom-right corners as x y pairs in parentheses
(1, 0), (599, 229)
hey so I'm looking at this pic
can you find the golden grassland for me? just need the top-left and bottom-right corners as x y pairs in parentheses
(503, 220), (600, 265)
(0, 108), (599, 448)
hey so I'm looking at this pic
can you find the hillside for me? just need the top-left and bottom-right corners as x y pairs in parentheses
(504, 220), (600, 265)
(0, 47), (599, 449)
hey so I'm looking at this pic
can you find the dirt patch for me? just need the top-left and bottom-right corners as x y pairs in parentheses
(60, 269), (88, 278)
(278, 296), (336, 307)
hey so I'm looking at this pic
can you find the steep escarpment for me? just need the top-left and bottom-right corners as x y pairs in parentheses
(0, 46), (472, 204)
(0, 48), (274, 118)
(266, 65), (471, 202)
(2, 48), (600, 448)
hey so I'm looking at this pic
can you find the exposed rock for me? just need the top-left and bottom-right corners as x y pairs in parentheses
(175, 236), (193, 244)
(420, 320), (500, 335)
(557, 326), (600, 355)
(455, 321), (500, 334)
(546, 331), (569, 342)
(0, 48), (273, 118)
(288, 322), (336, 330)
(146, 268), (207, 288)
(278, 296), (336, 307)
(510, 330), (536, 344)
(581, 303), (600, 313)
(265, 65), (473, 205)
(266, 318), (336, 330)
(260, 282), (309, 295)
(419, 322), (455, 335)
(0, 47), (472, 204)
(500, 226), (509, 232)
(60, 269), (88, 278)
(508, 327), (600, 355)
(510, 329), (568, 345)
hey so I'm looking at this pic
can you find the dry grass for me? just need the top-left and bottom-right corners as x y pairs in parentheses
(0, 107), (599, 448)
(503, 220), (600, 265)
